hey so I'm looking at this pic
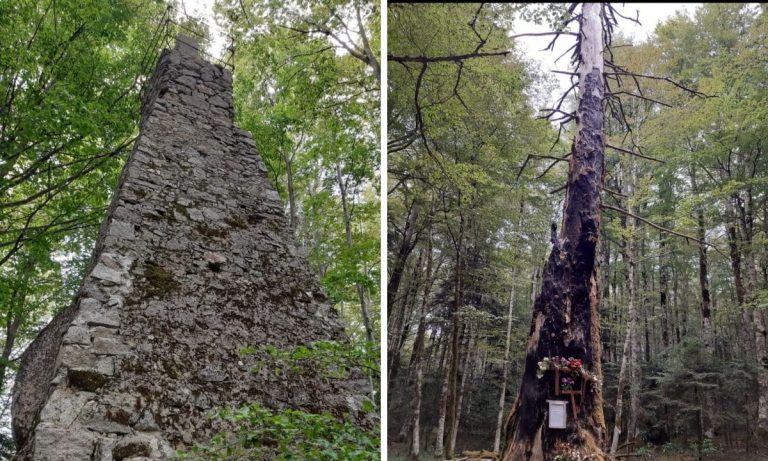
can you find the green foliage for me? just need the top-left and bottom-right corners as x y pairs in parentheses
(699, 438), (720, 454)
(175, 403), (379, 461)
(215, 0), (380, 342)
(0, 0), (167, 420)
(176, 341), (380, 460)
(635, 445), (655, 456)
(242, 340), (379, 388)
(661, 441), (685, 454)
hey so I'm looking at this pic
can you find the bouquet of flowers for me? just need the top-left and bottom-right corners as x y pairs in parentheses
(536, 355), (601, 388)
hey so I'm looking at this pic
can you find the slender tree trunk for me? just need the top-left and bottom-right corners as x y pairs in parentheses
(434, 341), (451, 458)
(734, 188), (768, 436)
(283, 153), (297, 229)
(450, 328), (475, 452)
(0, 288), (23, 395)
(388, 199), (421, 319)
(601, 238), (612, 363)
(691, 167), (716, 438)
(691, 168), (714, 355)
(336, 163), (374, 343)
(625, 162), (641, 444)
(444, 207), (467, 459)
(725, 199), (753, 358)
(610, 328), (631, 454)
(494, 287), (515, 453)
(502, 5), (607, 459)
(444, 311), (462, 459)
(754, 309), (768, 437)
(390, 251), (424, 383)
(659, 235), (670, 350)
(673, 268), (681, 344)
(408, 232), (435, 460)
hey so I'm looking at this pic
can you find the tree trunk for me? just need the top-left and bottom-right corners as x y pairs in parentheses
(388, 199), (421, 319)
(434, 339), (451, 458)
(601, 238), (612, 363)
(733, 187), (768, 436)
(691, 166), (715, 438)
(754, 308), (768, 437)
(494, 287), (515, 453)
(0, 282), (27, 396)
(659, 235), (670, 350)
(502, 5), (607, 459)
(610, 328), (631, 454)
(283, 152), (297, 229)
(625, 162), (641, 444)
(408, 232), (435, 460)
(444, 206), (467, 459)
(335, 163), (374, 343)
(0, 289), (23, 395)
(389, 251), (423, 383)
(450, 327), (475, 453)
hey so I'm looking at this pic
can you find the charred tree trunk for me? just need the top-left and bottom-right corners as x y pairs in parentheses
(502, 5), (607, 459)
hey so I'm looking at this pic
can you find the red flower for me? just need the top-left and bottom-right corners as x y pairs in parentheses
(568, 358), (582, 370)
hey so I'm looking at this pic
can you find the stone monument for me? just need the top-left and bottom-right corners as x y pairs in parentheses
(12, 36), (368, 460)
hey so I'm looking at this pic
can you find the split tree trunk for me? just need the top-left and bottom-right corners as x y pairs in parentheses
(501, 4), (607, 459)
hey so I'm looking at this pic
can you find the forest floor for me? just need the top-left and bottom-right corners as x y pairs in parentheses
(387, 456), (768, 461)
(387, 446), (768, 461)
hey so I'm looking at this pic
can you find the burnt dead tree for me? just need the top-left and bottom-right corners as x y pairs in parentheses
(504, 3), (712, 459)
(502, 4), (608, 459)
(388, 3), (711, 458)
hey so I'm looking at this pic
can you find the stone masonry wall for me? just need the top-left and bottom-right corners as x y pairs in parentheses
(12, 38), (368, 460)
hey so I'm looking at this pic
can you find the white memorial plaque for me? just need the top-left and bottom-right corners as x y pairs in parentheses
(547, 400), (568, 429)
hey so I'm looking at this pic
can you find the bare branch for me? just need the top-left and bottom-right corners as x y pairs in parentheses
(605, 143), (665, 163)
(601, 204), (727, 257)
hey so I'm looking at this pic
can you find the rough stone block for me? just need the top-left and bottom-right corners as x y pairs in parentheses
(38, 389), (94, 427)
(68, 368), (110, 391)
(77, 308), (121, 328)
(93, 337), (130, 356)
(109, 220), (135, 240)
(63, 325), (91, 345)
(33, 425), (97, 460)
(92, 263), (123, 285)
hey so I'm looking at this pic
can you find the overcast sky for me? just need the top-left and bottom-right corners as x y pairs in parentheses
(178, 1), (702, 99)
(512, 3), (701, 107)
(179, 1), (700, 58)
